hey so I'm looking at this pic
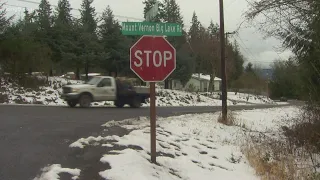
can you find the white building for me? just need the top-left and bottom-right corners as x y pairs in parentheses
(171, 73), (221, 92)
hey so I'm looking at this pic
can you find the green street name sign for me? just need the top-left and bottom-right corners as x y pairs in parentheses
(121, 22), (182, 36)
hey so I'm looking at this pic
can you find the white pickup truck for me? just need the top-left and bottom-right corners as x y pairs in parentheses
(61, 76), (150, 108)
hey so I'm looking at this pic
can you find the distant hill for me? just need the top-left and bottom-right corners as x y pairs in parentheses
(257, 69), (274, 80)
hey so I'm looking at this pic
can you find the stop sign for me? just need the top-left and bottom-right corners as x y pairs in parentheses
(130, 35), (176, 82)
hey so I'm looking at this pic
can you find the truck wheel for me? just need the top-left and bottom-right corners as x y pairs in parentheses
(79, 94), (92, 108)
(67, 100), (77, 108)
(130, 97), (142, 108)
(114, 101), (124, 108)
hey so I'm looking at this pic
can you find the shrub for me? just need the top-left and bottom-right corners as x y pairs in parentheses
(16, 76), (48, 90)
(242, 107), (319, 180)
(218, 111), (237, 126)
(0, 93), (8, 103)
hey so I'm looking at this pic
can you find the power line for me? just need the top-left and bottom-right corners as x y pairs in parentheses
(234, 32), (259, 60)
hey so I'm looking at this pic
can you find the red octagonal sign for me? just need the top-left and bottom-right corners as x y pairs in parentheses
(130, 35), (176, 82)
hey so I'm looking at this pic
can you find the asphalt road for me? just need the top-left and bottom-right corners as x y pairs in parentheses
(0, 103), (301, 180)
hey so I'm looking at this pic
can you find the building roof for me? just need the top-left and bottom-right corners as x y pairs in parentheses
(191, 73), (222, 81)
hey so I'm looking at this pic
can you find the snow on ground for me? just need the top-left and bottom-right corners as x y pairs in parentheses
(57, 106), (298, 180)
(227, 92), (275, 104)
(0, 76), (282, 107)
(33, 164), (80, 180)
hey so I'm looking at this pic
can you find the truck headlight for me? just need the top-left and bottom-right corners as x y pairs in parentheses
(71, 88), (79, 93)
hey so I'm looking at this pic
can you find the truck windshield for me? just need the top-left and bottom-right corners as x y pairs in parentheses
(86, 77), (101, 85)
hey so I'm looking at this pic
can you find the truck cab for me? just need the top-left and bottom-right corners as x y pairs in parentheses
(61, 76), (149, 108)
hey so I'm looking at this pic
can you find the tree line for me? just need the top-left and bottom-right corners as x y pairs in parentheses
(0, 0), (247, 90)
(245, 0), (320, 103)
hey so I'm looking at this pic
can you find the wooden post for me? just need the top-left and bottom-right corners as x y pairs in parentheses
(150, 82), (157, 163)
(219, 0), (228, 122)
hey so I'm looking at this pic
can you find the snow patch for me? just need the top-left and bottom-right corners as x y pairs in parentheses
(0, 76), (282, 107)
(33, 164), (80, 180)
(67, 106), (298, 179)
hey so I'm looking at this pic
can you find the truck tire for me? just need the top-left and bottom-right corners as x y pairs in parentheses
(130, 97), (142, 108)
(67, 100), (77, 108)
(79, 94), (92, 108)
(114, 101), (125, 108)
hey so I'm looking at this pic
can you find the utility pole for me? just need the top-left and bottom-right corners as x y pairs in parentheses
(219, 0), (228, 123)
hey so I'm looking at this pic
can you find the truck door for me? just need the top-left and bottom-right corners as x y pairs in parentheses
(96, 77), (117, 101)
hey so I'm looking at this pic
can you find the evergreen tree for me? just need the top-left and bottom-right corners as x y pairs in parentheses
(55, 0), (72, 27)
(53, 0), (74, 74)
(142, 0), (164, 22)
(34, 0), (55, 75)
(161, 0), (191, 88)
(229, 40), (244, 82)
(36, 0), (52, 31)
(98, 5), (127, 76)
(80, 0), (97, 34)
(79, 0), (99, 79)
(208, 20), (219, 38)
(0, 2), (13, 35)
(188, 12), (201, 50)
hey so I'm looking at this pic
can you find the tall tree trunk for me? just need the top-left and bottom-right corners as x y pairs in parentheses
(76, 67), (80, 80)
(85, 60), (89, 80)
(164, 79), (169, 89)
(49, 68), (53, 76)
(209, 73), (216, 92)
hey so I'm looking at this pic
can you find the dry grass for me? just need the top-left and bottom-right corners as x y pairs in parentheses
(218, 110), (237, 126)
(241, 130), (317, 180)
(242, 142), (311, 180)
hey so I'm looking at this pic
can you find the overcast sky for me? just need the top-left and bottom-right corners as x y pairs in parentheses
(6, 0), (293, 68)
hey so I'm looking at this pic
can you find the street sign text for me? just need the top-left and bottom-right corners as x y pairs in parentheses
(130, 36), (176, 82)
(134, 50), (173, 67)
(122, 22), (182, 36)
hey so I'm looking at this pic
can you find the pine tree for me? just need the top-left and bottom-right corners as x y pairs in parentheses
(80, 0), (97, 34)
(208, 20), (219, 38)
(142, 0), (164, 22)
(98, 5), (125, 75)
(0, 2), (12, 34)
(53, 0), (74, 74)
(188, 12), (201, 72)
(79, 0), (99, 79)
(162, 0), (183, 25)
(36, 0), (52, 31)
(188, 12), (200, 43)
(161, 0), (191, 89)
(55, 0), (72, 27)
(229, 40), (244, 82)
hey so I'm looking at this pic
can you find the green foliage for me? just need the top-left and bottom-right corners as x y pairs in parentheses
(0, 24), (52, 77)
(171, 48), (195, 86)
(36, 0), (53, 31)
(231, 71), (266, 94)
(98, 5), (129, 75)
(0, 0), (248, 91)
(143, 0), (164, 22)
(55, 0), (72, 26)
(269, 59), (302, 99)
(80, 0), (97, 33)
(245, 0), (320, 105)
(0, 1), (13, 34)
(229, 40), (244, 82)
